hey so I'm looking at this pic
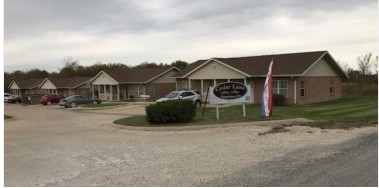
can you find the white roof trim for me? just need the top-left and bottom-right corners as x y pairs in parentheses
(301, 51), (327, 76)
(181, 59), (214, 78)
(38, 78), (58, 89)
(181, 58), (251, 78)
(8, 80), (19, 89)
(88, 71), (119, 85)
(300, 51), (348, 78)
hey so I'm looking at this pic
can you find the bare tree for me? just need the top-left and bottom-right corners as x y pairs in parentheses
(357, 53), (373, 78)
(374, 56), (378, 75)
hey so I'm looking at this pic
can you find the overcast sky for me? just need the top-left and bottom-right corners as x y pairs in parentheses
(4, 0), (378, 72)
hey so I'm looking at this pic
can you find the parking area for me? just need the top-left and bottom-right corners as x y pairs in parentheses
(4, 103), (378, 186)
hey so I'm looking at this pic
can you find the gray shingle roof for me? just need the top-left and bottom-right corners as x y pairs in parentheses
(174, 51), (347, 78)
(101, 67), (179, 83)
(11, 78), (45, 89)
(47, 77), (92, 88)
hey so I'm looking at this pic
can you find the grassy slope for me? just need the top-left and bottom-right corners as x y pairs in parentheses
(276, 95), (377, 123)
(114, 94), (378, 127)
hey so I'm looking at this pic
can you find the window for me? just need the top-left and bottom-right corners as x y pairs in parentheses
(329, 79), (334, 96)
(300, 80), (306, 97)
(180, 92), (194, 97)
(273, 80), (288, 96)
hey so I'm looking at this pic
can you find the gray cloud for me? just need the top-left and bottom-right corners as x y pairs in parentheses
(4, 0), (378, 72)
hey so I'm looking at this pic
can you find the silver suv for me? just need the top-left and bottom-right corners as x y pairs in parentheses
(156, 90), (202, 108)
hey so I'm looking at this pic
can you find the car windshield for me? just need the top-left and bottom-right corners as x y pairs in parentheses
(165, 91), (179, 98)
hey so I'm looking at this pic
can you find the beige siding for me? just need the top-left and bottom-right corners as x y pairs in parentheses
(92, 72), (118, 85)
(9, 82), (20, 89)
(151, 69), (178, 83)
(188, 61), (246, 79)
(304, 58), (338, 76)
(40, 79), (57, 89)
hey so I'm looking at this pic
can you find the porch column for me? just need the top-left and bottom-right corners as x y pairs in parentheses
(92, 85), (94, 99)
(294, 79), (297, 105)
(98, 85), (100, 99)
(244, 78), (247, 85)
(200, 80), (204, 98)
(213, 79), (216, 87)
(188, 79), (192, 89)
(110, 85), (113, 101)
(117, 85), (120, 101)
(104, 85), (107, 100)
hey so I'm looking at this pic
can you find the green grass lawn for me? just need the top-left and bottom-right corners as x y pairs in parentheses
(114, 94), (378, 127)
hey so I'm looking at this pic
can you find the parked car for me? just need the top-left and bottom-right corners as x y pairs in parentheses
(156, 90), (202, 108)
(4, 93), (12, 102)
(7, 95), (22, 104)
(59, 95), (101, 108)
(41, 94), (64, 105)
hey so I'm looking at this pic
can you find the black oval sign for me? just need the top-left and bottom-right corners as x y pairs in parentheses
(213, 82), (247, 100)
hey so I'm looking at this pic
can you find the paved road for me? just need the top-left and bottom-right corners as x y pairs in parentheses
(4, 104), (378, 186)
(203, 132), (378, 187)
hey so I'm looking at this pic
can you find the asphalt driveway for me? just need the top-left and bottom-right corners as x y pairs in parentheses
(4, 104), (378, 186)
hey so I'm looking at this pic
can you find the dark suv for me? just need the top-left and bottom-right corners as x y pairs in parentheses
(41, 94), (64, 105)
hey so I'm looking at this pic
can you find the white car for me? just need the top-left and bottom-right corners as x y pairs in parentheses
(4, 93), (12, 102)
(156, 90), (202, 108)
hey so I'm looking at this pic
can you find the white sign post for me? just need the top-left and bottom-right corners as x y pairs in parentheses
(208, 82), (252, 120)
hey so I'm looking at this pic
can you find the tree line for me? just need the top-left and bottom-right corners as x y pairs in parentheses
(4, 53), (378, 82)
(4, 59), (189, 79)
(340, 52), (378, 83)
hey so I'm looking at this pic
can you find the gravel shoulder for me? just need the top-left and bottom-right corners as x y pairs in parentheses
(4, 104), (378, 186)
(203, 132), (378, 187)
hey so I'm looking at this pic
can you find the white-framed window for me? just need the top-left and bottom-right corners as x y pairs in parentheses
(300, 80), (306, 97)
(273, 80), (288, 96)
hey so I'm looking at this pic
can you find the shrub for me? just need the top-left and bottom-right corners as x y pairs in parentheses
(273, 94), (286, 106)
(146, 100), (196, 124)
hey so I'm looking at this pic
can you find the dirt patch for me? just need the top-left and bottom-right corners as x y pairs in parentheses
(297, 121), (378, 130)
(258, 125), (291, 136)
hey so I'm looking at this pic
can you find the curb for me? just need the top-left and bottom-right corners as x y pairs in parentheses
(70, 102), (152, 111)
(110, 118), (314, 132)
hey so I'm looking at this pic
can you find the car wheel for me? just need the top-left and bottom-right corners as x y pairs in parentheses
(93, 101), (98, 105)
(47, 101), (51, 105)
(195, 101), (201, 108)
(70, 102), (76, 108)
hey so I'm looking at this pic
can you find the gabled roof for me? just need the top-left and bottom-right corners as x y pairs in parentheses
(42, 77), (92, 89)
(9, 78), (45, 89)
(90, 66), (180, 84)
(174, 51), (348, 79)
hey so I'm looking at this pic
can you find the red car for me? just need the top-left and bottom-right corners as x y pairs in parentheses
(41, 94), (64, 105)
